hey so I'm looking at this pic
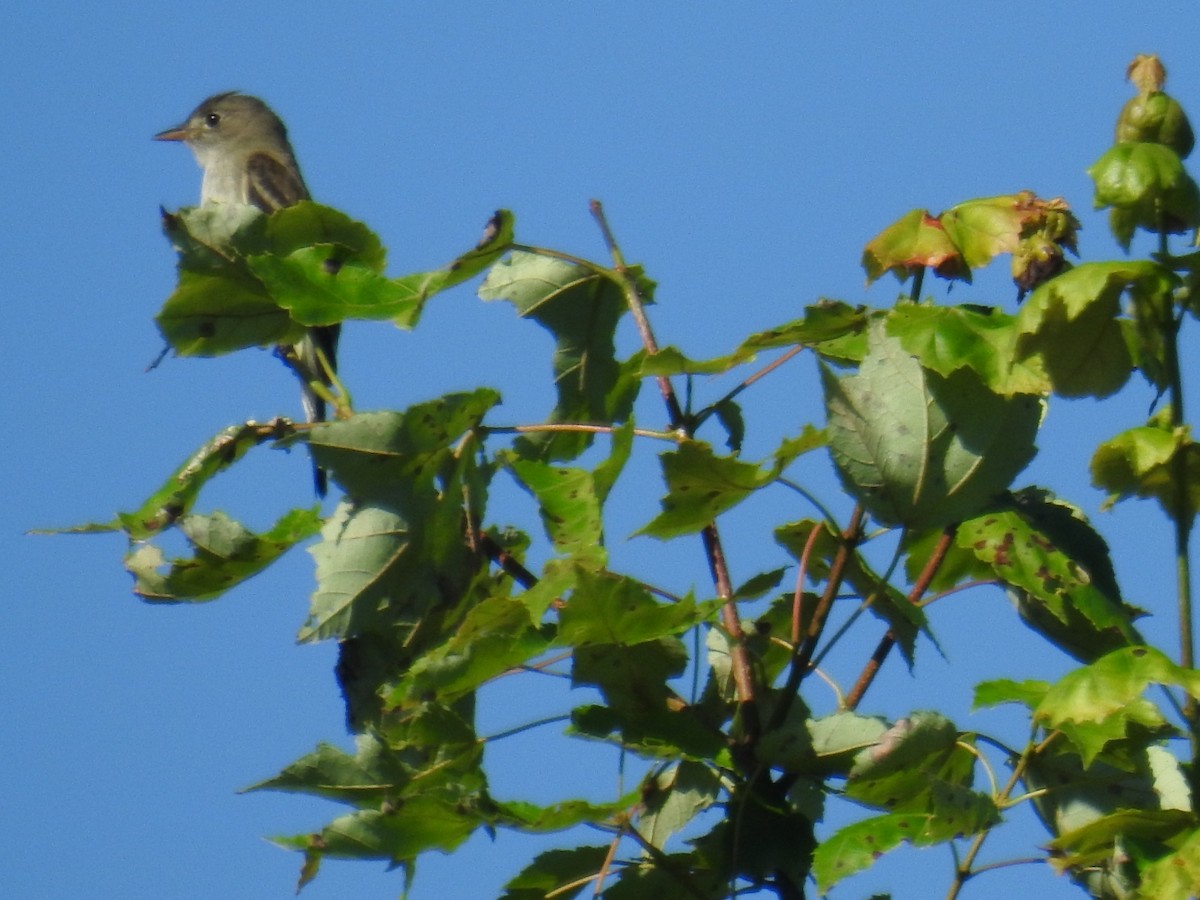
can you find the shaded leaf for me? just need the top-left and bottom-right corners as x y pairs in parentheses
(823, 320), (1041, 529)
(107, 419), (298, 539)
(480, 251), (639, 461)
(499, 845), (611, 900)
(638, 761), (722, 849)
(1015, 261), (1172, 397)
(126, 508), (320, 602)
(558, 570), (711, 647)
(389, 594), (552, 705)
(638, 440), (773, 539)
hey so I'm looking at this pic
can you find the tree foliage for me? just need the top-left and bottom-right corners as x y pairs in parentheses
(79, 53), (1200, 898)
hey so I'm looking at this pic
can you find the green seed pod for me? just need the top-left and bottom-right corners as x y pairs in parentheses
(1116, 90), (1195, 158)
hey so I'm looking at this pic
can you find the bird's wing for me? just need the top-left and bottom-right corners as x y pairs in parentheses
(245, 152), (309, 212)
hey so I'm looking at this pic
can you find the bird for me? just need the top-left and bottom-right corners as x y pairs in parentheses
(155, 91), (340, 496)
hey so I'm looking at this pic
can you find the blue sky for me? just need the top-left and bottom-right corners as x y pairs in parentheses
(5, 4), (1200, 899)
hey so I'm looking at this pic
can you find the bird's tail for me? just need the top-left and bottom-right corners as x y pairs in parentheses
(297, 324), (341, 497)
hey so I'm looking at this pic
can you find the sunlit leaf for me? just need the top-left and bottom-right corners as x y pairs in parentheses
(862, 209), (966, 285)
(1138, 827), (1200, 899)
(885, 303), (1046, 396)
(1091, 411), (1200, 520)
(956, 491), (1142, 662)
(972, 678), (1049, 711)
(1088, 142), (1200, 248)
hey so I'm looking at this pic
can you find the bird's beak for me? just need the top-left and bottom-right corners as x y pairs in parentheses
(153, 123), (189, 142)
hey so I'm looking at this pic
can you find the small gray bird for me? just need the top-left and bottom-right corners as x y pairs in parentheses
(155, 92), (339, 496)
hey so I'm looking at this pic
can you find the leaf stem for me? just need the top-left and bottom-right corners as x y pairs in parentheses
(1159, 251), (1198, 792)
(945, 728), (1047, 900)
(844, 524), (956, 710)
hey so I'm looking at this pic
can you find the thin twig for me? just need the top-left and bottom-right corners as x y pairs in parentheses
(485, 423), (675, 441)
(791, 522), (824, 646)
(694, 345), (806, 428)
(844, 524), (957, 710)
(589, 199), (760, 748)
(768, 507), (864, 732)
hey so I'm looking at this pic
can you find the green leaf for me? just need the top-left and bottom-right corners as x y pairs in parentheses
(956, 492), (1142, 662)
(308, 390), (501, 501)
(775, 519), (926, 666)
(389, 593), (551, 705)
(1023, 750), (1160, 843)
(771, 424), (828, 472)
(1037, 646), (1200, 727)
(885, 303), (1045, 396)
(638, 440), (773, 538)
(1045, 808), (1194, 872)
(109, 420), (297, 539)
(156, 269), (301, 355)
(1092, 413), (1200, 520)
(972, 678), (1049, 711)
(258, 208), (513, 330)
(271, 794), (481, 864)
(1088, 142), (1200, 248)
(638, 761), (722, 849)
(302, 501), (419, 641)
(823, 320), (1041, 529)
(639, 345), (752, 376)
(732, 568), (787, 601)
(125, 508), (321, 602)
(495, 797), (632, 832)
(847, 711), (958, 793)
(571, 640), (725, 758)
(1139, 827), (1200, 899)
(604, 854), (728, 899)
(558, 569), (710, 646)
(480, 251), (638, 461)
(504, 425), (635, 567)
(247, 733), (413, 806)
(758, 710), (888, 777)
(157, 205), (512, 354)
(738, 300), (870, 361)
(691, 788), (815, 885)
(711, 398), (745, 453)
(499, 846), (610, 900)
(1015, 261), (1173, 397)
(812, 813), (949, 892)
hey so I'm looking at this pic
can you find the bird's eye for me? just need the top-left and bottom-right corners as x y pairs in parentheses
(204, 113), (221, 127)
